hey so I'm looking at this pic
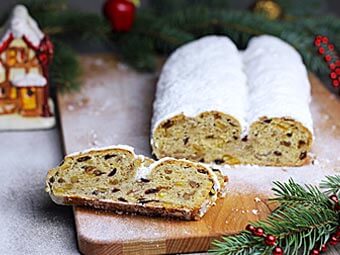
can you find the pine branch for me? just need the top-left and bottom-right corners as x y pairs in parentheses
(210, 178), (339, 255)
(320, 175), (340, 196)
(271, 179), (331, 209)
(50, 40), (81, 93)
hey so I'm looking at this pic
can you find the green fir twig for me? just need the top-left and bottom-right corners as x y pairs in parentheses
(210, 177), (340, 255)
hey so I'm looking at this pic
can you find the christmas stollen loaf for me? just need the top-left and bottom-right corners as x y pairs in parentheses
(151, 36), (248, 164)
(46, 145), (228, 220)
(151, 35), (313, 166)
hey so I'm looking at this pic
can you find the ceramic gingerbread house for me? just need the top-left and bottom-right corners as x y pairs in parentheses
(0, 5), (55, 130)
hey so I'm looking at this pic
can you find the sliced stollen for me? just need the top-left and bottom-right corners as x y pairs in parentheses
(46, 145), (228, 220)
(241, 35), (313, 166)
(151, 35), (248, 164)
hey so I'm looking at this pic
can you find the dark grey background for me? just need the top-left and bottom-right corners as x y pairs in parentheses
(0, 0), (339, 16)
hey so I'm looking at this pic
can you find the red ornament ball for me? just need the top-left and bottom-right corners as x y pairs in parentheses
(310, 249), (320, 255)
(272, 246), (284, 255)
(255, 227), (265, 237)
(103, 0), (136, 32)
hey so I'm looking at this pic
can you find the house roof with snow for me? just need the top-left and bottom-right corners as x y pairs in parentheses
(11, 72), (47, 87)
(0, 5), (44, 49)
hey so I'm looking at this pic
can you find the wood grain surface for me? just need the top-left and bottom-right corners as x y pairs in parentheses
(57, 54), (340, 255)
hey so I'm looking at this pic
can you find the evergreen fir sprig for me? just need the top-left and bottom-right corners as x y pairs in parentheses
(320, 175), (340, 196)
(210, 177), (340, 255)
(2, 0), (338, 92)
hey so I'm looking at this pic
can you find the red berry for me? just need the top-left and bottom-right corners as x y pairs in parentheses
(265, 235), (277, 246)
(325, 55), (332, 62)
(315, 35), (322, 40)
(328, 44), (334, 51)
(330, 72), (337, 79)
(335, 203), (340, 211)
(330, 194), (339, 203)
(246, 224), (255, 233)
(333, 80), (340, 87)
(318, 47), (325, 54)
(314, 39), (321, 47)
(321, 244), (327, 252)
(255, 227), (265, 237)
(310, 249), (320, 255)
(329, 63), (336, 70)
(272, 246), (284, 255)
(322, 36), (329, 44)
(336, 229), (340, 238)
(336, 60), (340, 66)
(328, 235), (338, 246)
(336, 68), (340, 75)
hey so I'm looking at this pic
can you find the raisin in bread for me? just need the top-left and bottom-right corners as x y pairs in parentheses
(46, 145), (228, 220)
(151, 36), (248, 164)
(151, 35), (313, 166)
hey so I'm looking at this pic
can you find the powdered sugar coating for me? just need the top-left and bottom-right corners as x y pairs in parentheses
(151, 36), (248, 133)
(243, 35), (313, 134)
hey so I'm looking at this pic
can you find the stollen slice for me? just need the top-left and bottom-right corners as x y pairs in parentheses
(46, 145), (228, 220)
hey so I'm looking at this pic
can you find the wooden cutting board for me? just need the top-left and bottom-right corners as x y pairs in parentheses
(57, 54), (340, 255)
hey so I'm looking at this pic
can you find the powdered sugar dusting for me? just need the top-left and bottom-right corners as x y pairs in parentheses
(151, 36), (248, 133)
(244, 35), (313, 134)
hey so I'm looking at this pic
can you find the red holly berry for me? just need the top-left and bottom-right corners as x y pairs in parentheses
(318, 47), (325, 54)
(255, 227), (265, 237)
(336, 68), (340, 75)
(336, 60), (340, 67)
(333, 80), (340, 87)
(321, 244), (327, 252)
(315, 35), (322, 40)
(265, 235), (277, 246)
(310, 249), (320, 255)
(328, 44), (335, 51)
(322, 36), (329, 44)
(336, 229), (340, 238)
(314, 39), (321, 47)
(329, 63), (336, 70)
(328, 235), (338, 246)
(246, 224), (256, 233)
(330, 72), (337, 79)
(324, 55), (332, 62)
(103, 0), (136, 32)
(272, 246), (284, 255)
(335, 203), (340, 211)
(329, 194), (339, 203)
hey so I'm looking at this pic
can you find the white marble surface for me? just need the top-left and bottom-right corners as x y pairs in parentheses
(0, 128), (79, 255)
